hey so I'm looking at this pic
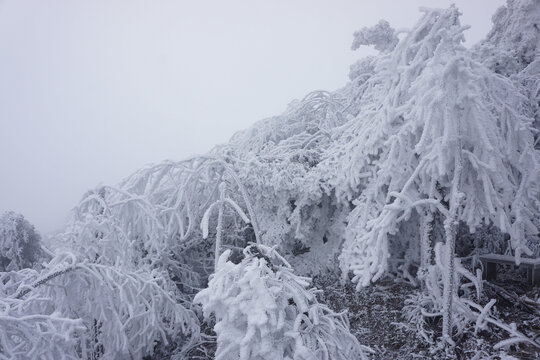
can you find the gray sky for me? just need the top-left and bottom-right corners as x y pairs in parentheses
(0, 0), (505, 233)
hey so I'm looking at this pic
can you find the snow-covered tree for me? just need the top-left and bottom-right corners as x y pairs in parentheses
(0, 211), (44, 272)
(474, 0), (540, 77)
(335, 5), (539, 341)
(351, 20), (399, 53)
(338, 5), (538, 282)
(474, 0), (540, 147)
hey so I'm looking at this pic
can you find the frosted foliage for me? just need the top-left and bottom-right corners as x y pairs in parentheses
(0, 212), (43, 272)
(0, 252), (199, 360)
(58, 155), (262, 286)
(224, 90), (353, 274)
(474, 0), (540, 144)
(194, 245), (369, 360)
(337, 6), (540, 288)
(348, 56), (375, 82)
(351, 20), (399, 53)
(474, 0), (540, 76)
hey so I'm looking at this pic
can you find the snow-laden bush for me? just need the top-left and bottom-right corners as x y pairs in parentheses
(0, 252), (199, 360)
(194, 244), (369, 360)
(0, 211), (44, 272)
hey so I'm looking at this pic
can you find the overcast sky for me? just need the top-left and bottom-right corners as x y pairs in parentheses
(0, 0), (505, 233)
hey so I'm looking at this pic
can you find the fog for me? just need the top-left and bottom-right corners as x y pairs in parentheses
(0, 0), (505, 233)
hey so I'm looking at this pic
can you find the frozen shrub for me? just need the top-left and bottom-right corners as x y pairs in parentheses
(0, 252), (200, 360)
(194, 244), (369, 360)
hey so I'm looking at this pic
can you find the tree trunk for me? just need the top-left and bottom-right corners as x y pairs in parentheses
(419, 210), (434, 282)
(215, 182), (226, 270)
(441, 147), (463, 344)
(442, 216), (457, 344)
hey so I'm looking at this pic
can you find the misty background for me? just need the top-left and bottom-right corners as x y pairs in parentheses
(0, 0), (504, 233)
